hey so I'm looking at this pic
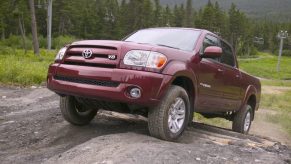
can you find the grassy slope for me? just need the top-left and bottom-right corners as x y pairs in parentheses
(239, 52), (291, 80)
(0, 49), (56, 86)
(260, 90), (291, 135)
(239, 53), (291, 136)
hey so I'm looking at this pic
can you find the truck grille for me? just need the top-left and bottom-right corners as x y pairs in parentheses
(63, 45), (119, 68)
(54, 75), (120, 87)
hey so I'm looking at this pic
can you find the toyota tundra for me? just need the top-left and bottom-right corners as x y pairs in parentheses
(47, 28), (261, 141)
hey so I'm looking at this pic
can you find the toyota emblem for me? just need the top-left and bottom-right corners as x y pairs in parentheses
(82, 49), (93, 59)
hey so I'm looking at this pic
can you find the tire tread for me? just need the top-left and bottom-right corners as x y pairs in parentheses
(148, 85), (190, 141)
(60, 96), (97, 126)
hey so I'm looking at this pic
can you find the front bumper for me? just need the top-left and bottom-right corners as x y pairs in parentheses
(47, 64), (172, 106)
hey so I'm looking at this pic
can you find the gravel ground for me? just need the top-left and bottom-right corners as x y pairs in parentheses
(0, 87), (290, 164)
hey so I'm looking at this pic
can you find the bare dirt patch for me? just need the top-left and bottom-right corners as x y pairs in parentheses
(262, 86), (291, 95)
(251, 109), (291, 146)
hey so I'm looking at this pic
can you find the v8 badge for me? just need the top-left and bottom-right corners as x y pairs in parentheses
(108, 55), (117, 60)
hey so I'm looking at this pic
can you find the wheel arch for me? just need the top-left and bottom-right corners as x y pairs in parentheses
(247, 94), (256, 110)
(247, 94), (256, 120)
(162, 61), (198, 99)
(240, 85), (259, 120)
(160, 61), (198, 120)
(171, 76), (196, 112)
(168, 75), (197, 121)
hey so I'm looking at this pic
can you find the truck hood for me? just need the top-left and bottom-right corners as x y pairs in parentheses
(70, 40), (193, 61)
(71, 40), (125, 49)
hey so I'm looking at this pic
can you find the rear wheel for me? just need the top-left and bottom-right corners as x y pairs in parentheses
(232, 104), (253, 134)
(148, 85), (190, 141)
(60, 96), (98, 126)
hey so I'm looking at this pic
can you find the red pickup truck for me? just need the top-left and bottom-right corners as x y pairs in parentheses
(47, 28), (261, 141)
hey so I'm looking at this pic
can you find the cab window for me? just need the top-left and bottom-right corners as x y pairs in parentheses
(220, 41), (235, 67)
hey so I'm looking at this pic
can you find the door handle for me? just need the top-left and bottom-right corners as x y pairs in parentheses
(217, 68), (224, 72)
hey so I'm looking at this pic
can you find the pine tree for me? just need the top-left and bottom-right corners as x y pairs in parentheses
(0, 0), (10, 40)
(141, 0), (154, 28)
(13, 2), (28, 52)
(119, 0), (129, 36)
(173, 4), (185, 27)
(185, 0), (194, 27)
(162, 5), (173, 26)
(228, 3), (248, 54)
(200, 1), (215, 31)
(153, 0), (163, 27)
(213, 2), (227, 37)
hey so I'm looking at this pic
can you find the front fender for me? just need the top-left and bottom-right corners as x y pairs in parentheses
(159, 61), (198, 105)
(162, 61), (196, 80)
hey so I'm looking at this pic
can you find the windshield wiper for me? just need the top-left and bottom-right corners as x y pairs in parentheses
(156, 44), (180, 50)
(124, 42), (181, 50)
(124, 41), (151, 45)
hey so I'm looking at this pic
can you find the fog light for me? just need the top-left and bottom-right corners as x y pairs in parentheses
(129, 88), (141, 98)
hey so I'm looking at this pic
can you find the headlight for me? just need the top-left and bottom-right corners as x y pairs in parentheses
(123, 50), (167, 69)
(55, 47), (67, 62)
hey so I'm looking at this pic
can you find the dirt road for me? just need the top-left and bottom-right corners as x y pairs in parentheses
(0, 87), (290, 164)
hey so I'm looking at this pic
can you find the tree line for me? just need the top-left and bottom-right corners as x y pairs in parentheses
(0, 0), (290, 56)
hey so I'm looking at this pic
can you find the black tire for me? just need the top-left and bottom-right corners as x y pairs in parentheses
(232, 104), (253, 134)
(60, 96), (98, 126)
(148, 85), (190, 141)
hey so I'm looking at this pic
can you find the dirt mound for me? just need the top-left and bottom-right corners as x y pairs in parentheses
(43, 116), (291, 164)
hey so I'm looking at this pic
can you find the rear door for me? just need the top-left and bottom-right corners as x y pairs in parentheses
(216, 41), (242, 111)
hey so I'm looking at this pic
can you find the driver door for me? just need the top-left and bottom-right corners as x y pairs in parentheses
(196, 35), (226, 112)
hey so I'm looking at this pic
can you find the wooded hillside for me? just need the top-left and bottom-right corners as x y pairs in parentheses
(0, 0), (290, 56)
(160, 0), (291, 22)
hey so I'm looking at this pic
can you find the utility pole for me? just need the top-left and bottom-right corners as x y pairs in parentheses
(47, 0), (52, 50)
(277, 31), (288, 72)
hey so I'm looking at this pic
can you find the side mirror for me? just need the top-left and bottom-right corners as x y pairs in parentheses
(202, 46), (222, 58)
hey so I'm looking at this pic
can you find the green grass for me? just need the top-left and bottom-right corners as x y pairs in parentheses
(0, 49), (56, 86)
(194, 113), (231, 129)
(266, 112), (291, 136)
(239, 52), (291, 80)
(261, 91), (291, 135)
(261, 91), (291, 113)
(239, 51), (291, 135)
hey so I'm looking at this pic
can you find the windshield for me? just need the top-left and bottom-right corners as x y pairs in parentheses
(124, 29), (201, 52)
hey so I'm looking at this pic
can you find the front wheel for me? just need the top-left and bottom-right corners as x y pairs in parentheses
(232, 104), (253, 134)
(60, 96), (98, 126)
(148, 85), (190, 141)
